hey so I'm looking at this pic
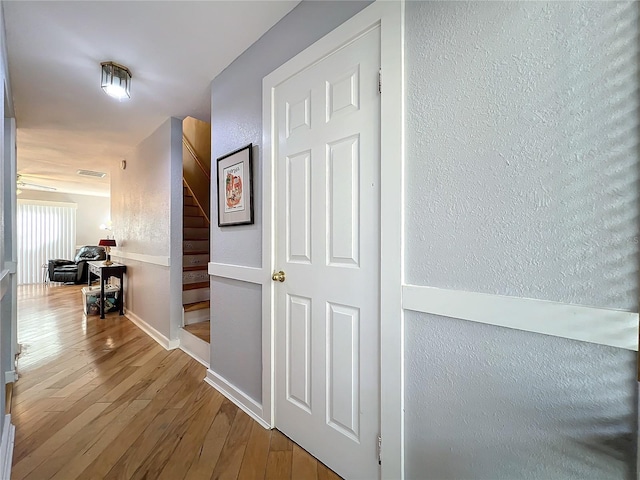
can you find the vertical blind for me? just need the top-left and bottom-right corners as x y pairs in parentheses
(17, 201), (76, 285)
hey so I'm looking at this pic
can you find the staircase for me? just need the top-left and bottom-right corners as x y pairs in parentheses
(180, 117), (211, 362)
(182, 184), (210, 325)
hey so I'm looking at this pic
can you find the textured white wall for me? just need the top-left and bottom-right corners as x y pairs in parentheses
(111, 118), (182, 340)
(112, 119), (173, 257)
(17, 190), (110, 248)
(405, 2), (639, 478)
(405, 0), (640, 311)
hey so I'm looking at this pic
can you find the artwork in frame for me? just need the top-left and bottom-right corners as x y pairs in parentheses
(217, 144), (254, 227)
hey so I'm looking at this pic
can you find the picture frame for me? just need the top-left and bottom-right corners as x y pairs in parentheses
(216, 143), (254, 227)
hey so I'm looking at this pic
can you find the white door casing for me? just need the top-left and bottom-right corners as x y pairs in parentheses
(262, 2), (404, 478)
(272, 26), (381, 480)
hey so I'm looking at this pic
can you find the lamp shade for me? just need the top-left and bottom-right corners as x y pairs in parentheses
(98, 238), (116, 247)
(101, 62), (131, 100)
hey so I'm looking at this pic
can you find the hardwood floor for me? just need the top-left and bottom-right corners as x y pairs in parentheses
(12, 284), (340, 480)
(183, 321), (211, 343)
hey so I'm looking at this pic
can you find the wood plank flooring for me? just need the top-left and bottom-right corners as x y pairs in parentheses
(184, 321), (210, 343)
(13, 284), (340, 480)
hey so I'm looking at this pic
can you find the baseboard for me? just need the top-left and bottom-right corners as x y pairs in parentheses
(4, 371), (16, 384)
(179, 328), (210, 368)
(125, 309), (180, 350)
(0, 415), (15, 480)
(205, 369), (270, 429)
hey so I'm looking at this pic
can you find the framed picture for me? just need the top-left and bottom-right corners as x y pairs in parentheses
(216, 144), (254, 227)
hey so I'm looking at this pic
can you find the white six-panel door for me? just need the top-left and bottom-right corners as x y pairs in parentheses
(273, 26), (381, 479)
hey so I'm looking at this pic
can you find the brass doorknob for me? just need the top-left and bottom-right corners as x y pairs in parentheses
(272, 270), (286, 282)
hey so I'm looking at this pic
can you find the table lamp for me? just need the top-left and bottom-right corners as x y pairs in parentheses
(98, 238), (116, 265)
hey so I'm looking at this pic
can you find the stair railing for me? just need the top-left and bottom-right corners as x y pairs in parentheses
(183, 179), (210, 225)
(182, 135), (211, 224)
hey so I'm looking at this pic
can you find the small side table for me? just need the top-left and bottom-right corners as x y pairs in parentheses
(87, 261), (127, 319)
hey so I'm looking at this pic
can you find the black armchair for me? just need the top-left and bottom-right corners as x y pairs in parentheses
(48, 246), (106, 284)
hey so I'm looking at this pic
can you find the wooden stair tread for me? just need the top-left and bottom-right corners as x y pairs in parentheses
(182, 321), (210, 343)
(183, 265), (208, 272)
(184, 300), (210, 312)
(183, 282), (209, 291)
(183, 181), (210, 295)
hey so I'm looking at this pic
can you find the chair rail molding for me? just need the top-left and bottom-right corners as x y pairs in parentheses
(207, 262), (263, 285)
(110, 250), (170, 267)
(403, 284), (639, 351)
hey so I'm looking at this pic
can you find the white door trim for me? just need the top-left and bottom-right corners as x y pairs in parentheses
(262, 1), (405, 478)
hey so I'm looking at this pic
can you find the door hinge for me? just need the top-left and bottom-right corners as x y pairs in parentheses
(378, 69), (382, 94)
(377, 435), (382, 465)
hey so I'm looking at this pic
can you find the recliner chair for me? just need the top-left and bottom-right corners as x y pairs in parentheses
(48, 246), (106, 284)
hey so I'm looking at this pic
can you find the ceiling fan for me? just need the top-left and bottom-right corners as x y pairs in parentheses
(16, 175), (56, 192)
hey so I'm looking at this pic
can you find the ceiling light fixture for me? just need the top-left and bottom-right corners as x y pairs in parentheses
(101, 61), (131, 100)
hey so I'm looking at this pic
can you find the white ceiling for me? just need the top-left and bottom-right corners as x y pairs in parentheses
(4, 0), (299, 197)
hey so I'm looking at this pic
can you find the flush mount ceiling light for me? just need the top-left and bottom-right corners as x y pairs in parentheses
(101, 61), (131, 100)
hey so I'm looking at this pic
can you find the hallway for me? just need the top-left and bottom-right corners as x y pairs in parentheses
(11, 284), (339, 479)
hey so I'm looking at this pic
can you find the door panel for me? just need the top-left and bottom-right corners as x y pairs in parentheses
(327, 135), (360, 266)
(286, 93), (311, 138)
(327, 67), (360, 120)
(286, 294), (312, 413)
(327, 302), (360, 441)
(274, 26), (381, 480)
(286, 151), (312, 264)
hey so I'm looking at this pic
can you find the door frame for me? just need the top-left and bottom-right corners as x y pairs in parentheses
(261, 1), (405, 477)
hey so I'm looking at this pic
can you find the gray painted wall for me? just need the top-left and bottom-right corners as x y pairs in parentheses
(405, 312), (637, 480)
(210, 277), (262, 402)
(405, 2), (638, 478)
(209, 0), (371, 403)
(111, 117), (182, 341)
(208, 0), (637, 476)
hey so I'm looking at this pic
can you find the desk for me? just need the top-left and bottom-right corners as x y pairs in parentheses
(87, 261), (127, 319)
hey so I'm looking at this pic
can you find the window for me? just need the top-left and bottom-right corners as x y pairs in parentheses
(17, 200), (76, 284)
